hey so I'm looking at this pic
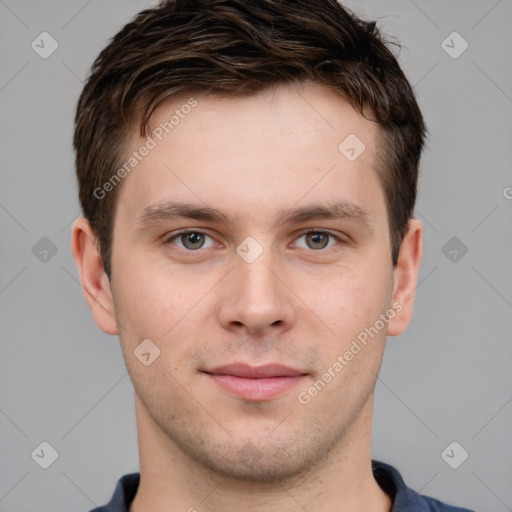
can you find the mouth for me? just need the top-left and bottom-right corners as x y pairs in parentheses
(201, 363), (308, 401)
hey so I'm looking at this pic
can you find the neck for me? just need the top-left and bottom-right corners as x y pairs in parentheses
(129, 394), (392, 512)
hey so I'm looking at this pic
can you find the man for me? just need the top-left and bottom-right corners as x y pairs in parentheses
(71, 0), (474, 510)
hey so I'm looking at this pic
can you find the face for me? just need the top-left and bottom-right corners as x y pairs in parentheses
(100, 83), (405, 481)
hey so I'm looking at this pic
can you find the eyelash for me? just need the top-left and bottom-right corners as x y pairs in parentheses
(163, 229), (344, 252)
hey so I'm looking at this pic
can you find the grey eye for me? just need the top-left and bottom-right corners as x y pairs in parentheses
(169, 231), (215, 250)
(181, 232), (206, 250)
(295, 231), (337, 250)
(305, 232), (330, 249)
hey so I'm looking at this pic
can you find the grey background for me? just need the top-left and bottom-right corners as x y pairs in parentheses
(1, 0), (511, 510)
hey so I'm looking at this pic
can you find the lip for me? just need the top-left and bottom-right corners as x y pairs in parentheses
(202, 363), (308, 401)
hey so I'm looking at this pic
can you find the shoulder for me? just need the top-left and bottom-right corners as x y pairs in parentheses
(372, 460), (474, 512)
(87, 473), (140, 512)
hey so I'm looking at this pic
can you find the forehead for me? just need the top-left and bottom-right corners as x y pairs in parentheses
(116, 83), (385, 228)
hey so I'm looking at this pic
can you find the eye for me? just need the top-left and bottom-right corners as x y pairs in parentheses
(294, 230), (340, 250)
(166, 230), (216, 250)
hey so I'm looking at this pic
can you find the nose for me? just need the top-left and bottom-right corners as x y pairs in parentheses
(216, 250), (296, 336)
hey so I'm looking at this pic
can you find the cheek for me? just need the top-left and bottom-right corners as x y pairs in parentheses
(111, 252), (219, 348)
(112, 265), (204, 392)
(298, 261), (392, 344)
(111, 260), (177, 341)
(301, 271), (392, 408)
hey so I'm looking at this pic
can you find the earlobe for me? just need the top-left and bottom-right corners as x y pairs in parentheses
(387, 219), (423, 337)
(71, 217), (118, 335)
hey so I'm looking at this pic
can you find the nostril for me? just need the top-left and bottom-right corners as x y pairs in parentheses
(271, 320), (282, 326)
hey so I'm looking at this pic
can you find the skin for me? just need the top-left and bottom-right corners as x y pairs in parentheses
(72, 82), (422, 512)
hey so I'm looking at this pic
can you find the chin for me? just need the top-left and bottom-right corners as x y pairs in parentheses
(180, 435), (328, 484)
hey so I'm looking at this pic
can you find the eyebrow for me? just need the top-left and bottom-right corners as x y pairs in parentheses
(136, 201), (231, 229)
(275, 201), (370, 227)
(135, 199), (371, 230)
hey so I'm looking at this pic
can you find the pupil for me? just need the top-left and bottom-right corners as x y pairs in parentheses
(183, 232), (204, 249)
(308, 232), (327, 249)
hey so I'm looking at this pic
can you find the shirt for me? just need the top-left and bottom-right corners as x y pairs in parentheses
(89, 460), (474, 511)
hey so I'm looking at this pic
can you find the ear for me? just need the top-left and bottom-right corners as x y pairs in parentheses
(71, 217), (118, 335)
(387, 219), (423, 337)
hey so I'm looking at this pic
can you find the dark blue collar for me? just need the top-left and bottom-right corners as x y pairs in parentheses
(90, 460), (473, 511)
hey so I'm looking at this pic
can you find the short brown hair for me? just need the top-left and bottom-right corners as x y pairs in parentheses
(74, 0), (426, 278)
